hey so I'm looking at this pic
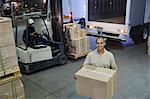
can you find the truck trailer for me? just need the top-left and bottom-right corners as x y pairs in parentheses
(86, 0), (150, 43)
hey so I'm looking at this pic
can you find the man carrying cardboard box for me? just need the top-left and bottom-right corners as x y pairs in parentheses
(75, 37), (117, 99)
(75, 65), (117, 99)
(83, 37), (117, 70)
(80, 37), (117, 99)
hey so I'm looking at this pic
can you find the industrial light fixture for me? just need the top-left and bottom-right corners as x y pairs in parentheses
(89, 25), (95, 29)
(118, 28), (128, 34)
(43, 0), (46, 4)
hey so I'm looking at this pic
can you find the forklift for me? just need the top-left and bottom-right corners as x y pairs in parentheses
(15, 0), (67, 74)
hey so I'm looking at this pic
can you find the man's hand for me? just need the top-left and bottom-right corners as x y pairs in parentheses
(30, 32), (36, 36)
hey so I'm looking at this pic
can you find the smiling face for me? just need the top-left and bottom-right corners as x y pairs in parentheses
(96, 37), (105, 52)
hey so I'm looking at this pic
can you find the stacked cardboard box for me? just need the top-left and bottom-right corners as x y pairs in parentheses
(75, 65), (117, 99)
(0, 17), (21, 78)
(64, 23), (90, 58)
(148, 36), (150, 55)
(0, 17), (12, 34)
(0, 79), (25, 99)
(0, 17), (25, 99)
(0, 45), (19, 71)
(71, 37), (90, 55)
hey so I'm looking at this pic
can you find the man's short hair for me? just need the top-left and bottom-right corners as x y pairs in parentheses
(96, 37), (106, 43)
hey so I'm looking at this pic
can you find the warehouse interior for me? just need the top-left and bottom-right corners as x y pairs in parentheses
(21, 38), (150, 99)
(0, 0), (150, 99)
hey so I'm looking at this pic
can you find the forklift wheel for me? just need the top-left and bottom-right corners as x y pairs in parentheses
(58, 54), (67, 65)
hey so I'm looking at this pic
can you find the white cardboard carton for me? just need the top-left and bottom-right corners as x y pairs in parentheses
(75, 65), (117, 99)
(0, 33), (15, 47)
(148, 36), (150, 47)
(0, 79), (25, 99)
(0, 17), (12, 35)
(71, 37), (90, 54)
(0, 45), (18, 71)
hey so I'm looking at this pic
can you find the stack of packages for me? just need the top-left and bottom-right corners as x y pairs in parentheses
(75, 65), (117, 99)
(0, 17), (25, 99)
(148, 36), (150, 55)
(65, 23), (90, 59)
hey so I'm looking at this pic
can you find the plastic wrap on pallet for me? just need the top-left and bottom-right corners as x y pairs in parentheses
(148, 47), (150, 55)
(0, 17), (13, 35)
(64, 23), (81, 29)
(71, 38), (81, 54)
(79, 29), (86, 38)
(71, 37), (90, 54)
(85, 36), (90, 53)
(64, 23), (82, 39)
(69, 28), (86, 39)
(0, 17), (15, 47)
(0, 45), (18, 71)
(69, 28), (79, 39)
(0, 33), (15, 47)
(148, 36), (150, 47)
(0, 79), (25, 99)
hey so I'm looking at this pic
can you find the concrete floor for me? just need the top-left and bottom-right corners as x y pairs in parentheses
(20, 36), (150, 99)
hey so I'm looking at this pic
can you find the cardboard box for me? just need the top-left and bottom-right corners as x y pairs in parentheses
(0, 17), (12, 35)
(84, 37), (90, 52)
(71, 38), (82, 54)
(0, 45), (18, 71)
(147, 36), (150, 47)
(69, 28), (86, 39)
(64, 23), (87, 39)
(79, 29), (86, 38)
(71, 37), (90, 54)
(75, 65), (117, 99)
(69, 28), (80, 39)
(64, 23), (81, 30)
(0, 33), (15, 47)
(0, 79), (25, 99)
(148, 47), (150, 55)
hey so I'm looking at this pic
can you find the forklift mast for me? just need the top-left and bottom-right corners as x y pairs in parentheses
(50, 0), (64, 43)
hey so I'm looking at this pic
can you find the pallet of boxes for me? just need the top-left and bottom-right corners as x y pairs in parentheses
(0, 17), (25, 99)
(148, 36), (150, 55)
(64, 23), (90, 59)
(75, 65), (117, 99)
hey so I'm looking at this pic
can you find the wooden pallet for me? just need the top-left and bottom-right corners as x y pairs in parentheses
(70, 51), (90, 59)
(0, 66), (22, 85)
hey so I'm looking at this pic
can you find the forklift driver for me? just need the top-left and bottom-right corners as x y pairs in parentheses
(22, 18), (38, 47)
(22, 18), (49, 48)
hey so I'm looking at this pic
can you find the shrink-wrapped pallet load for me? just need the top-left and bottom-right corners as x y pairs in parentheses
(64, 23), (91, 59)
(0, 17), (25, 99)
(148, 36), (150, 55)
(71, 37), (90, 55)
(0, 17), (21, 84)
(0, 45), (18, 71)
(0, 17), (13, 35)
(147, 36), (150, 55)
(147, 36), (150, 46)
(64, 23), (81, 39)
(0, 79), (25, 99)
(0, 33), (15, 47)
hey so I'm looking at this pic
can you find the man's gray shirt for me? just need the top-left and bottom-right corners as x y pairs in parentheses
(83, 49), (117, 70)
